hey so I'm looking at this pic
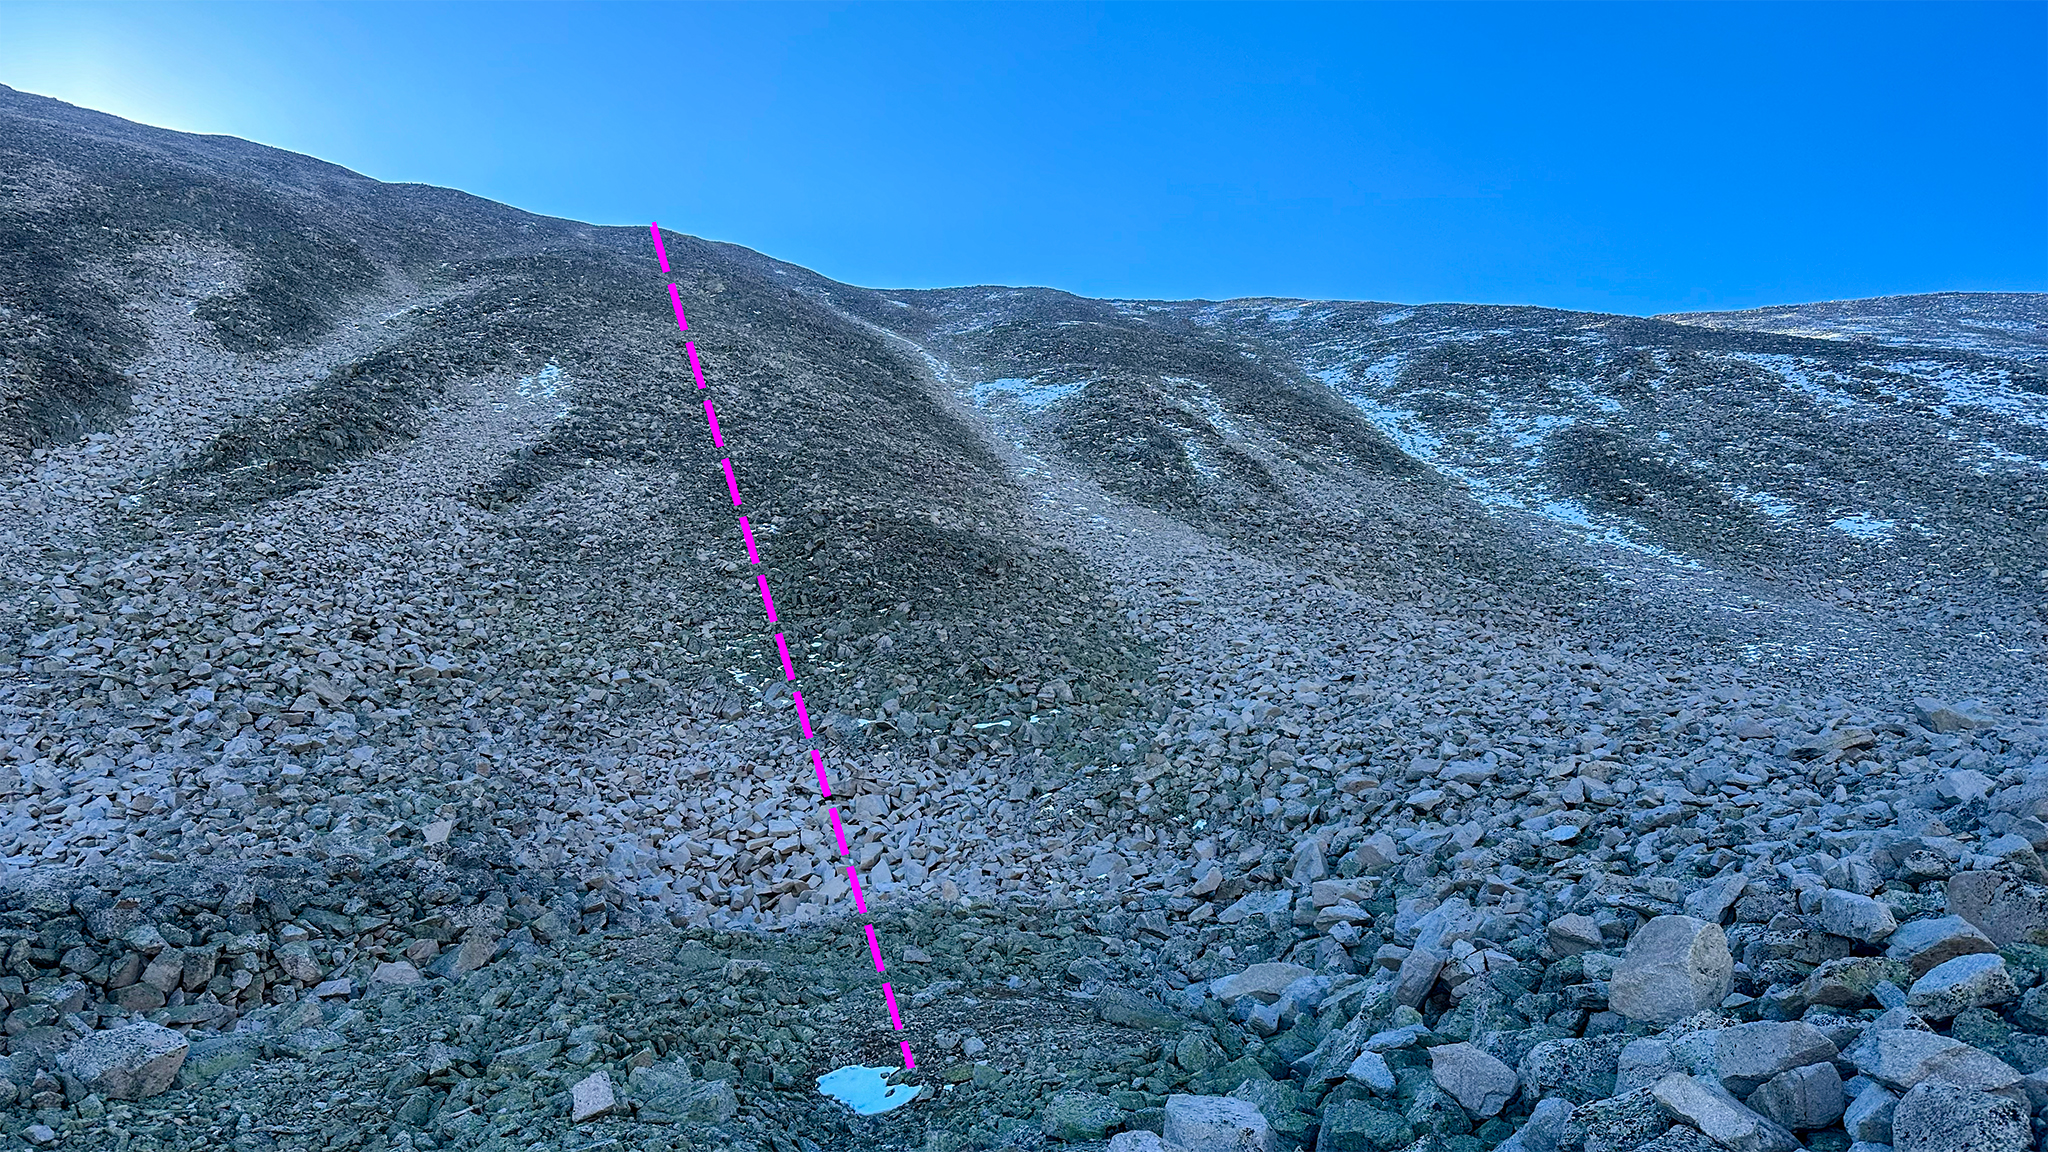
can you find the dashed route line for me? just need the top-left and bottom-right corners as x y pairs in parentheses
(648, 222), (919, 1074)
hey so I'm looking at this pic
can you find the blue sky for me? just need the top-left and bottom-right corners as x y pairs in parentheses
(2, 1), (2041, 314)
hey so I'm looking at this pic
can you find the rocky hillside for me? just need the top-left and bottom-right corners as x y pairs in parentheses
(1, 84), (2046, 1152)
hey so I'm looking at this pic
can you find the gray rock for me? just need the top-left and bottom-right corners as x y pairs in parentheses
(1043, 1090), (1123, 1141)
(1945, 872), (2048, 948)
(1843, 1079), (1898, 1144)
(1891, 1080), (2030, 1152)
(1344, 1049), (1396, 1095)
(1393, 945), (1447, 1008)
(1885, 916), (1999, 977)
(1649, 1073), (1798, 1152)
(1610, 916), (1733, 1025)
(570, 1069), (615, 1122)
(1616, 1038), (1678, 1094)
(1518, 1037), (1625, 1105)
(1673, 1021), (1839, 1094)
(59, 1022), (188, 1101)
(1905, 953), (2018, 1018)
(1162, 1093), (1274, 1151)
(1213, 962), (1313, 1005)
(1217, 890), (1294, 926)
(1428, 1042), (1517, 1117)
(1570, 1087), (1672, 1152)
(1514, 1097), (1576, 1152)
(1820, 890), (1899, 943)
(1683, 873), (1748, 925)
(1802, 956), (1914, 1007)
(625, 1063), (737, 1123)
(1843, 1029), (2023, 1095)
(1314, 1100), (1413, 1152)
(487, 1038), (560, 1077)
(174, 1035), (260, 1089)
(1746, 1062), (1845, 1130)
(1097, 986), (1187, 1031)
(1549, 914), (1605, 957)
(1108, 1133), (1169, 1152)
(1912, 698), (1997, 734)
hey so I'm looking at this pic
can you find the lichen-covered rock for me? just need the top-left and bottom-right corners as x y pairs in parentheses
(1042, 1090), (1123, 1142)
(1672, 1021), (1838, 1094)
(1905, 952), (2019, 1018)
(59, 1022), (188, 1100)
(1609, 917), (1733, 1025)
(1885, 915), (2000, 977)
(1945, 872), (2048, 948)
(1314, 1100), (1413, 1152)
(1890, 1080), (2031, 1152)
(1744, 1062), (1845, 1130)
(1162, 1093), (1274, 1151)
(624, 1063), (736, 1124)
(1648, 1073), (1798, 1152)
(1518, 1036), (1626, 1105)
(1843, 1028), (2024, 1095)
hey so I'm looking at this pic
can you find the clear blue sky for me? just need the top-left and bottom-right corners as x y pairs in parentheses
(2, 2), (2042, 314)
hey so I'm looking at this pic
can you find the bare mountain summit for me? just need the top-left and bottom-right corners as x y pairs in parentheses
(1, 85), (2044, 1152)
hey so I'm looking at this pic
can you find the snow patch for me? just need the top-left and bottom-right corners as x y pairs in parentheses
(817, 1065), (917, 1116)
(1829, 514), (1895, 540)
(972, 377), (1085, 412)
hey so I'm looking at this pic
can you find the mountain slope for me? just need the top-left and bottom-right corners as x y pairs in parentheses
(1, 85), (2045, 1152)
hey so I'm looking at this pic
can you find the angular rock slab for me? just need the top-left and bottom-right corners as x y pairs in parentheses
(1610, 916), (1733, 1025)
(1891, 1080), (2031, 1152)
(1673, 1021), (1839, 1095)
(60, 1022), (189, 1100)
(1428, 1042), (1517, 1117)
(570, 1069), (615, 1122)
(1745, 1062), (1845, 1131)
(1212, 962), (1313, 1006)
(1885, 915), (1998, 977)
(1818, 890), (1898, 943)
(1649, 1073), (1798, 1152)
(1906, 953), (2018, 1019)
(1946, 872), (2048, 947)
(1843, 1028), (2023, 1095)
(1163, 1093), (1275, 1152)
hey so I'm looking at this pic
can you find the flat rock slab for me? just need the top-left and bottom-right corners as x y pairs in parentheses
(61, 1022), (188, 1100)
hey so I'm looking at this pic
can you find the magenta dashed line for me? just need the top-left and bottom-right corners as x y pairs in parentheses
(650, 224), (916, 1072)
(649, 222), (671, 273)
(668, 283), (690, 332)
(739, 516), (760, 563)
(704, 398), (724, 448)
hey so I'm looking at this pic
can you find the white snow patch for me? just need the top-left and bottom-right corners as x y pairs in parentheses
(1829, 514), (1895, 540)
(1726, 353), (1862, 411)
(1725, 484), (1796, 519)
(817, 1065), (917, 1116)
(972, 377), (1085, 412)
